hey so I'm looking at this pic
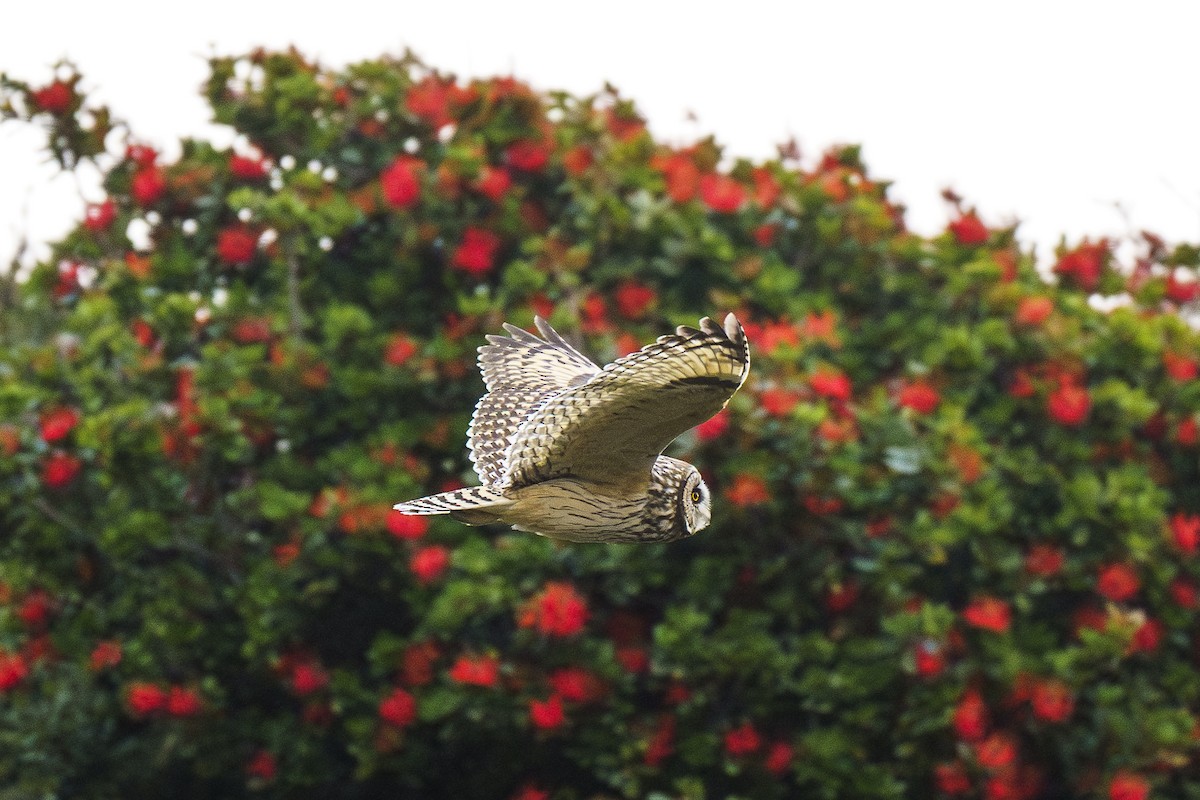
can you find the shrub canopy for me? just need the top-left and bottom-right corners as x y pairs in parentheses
(2, 50), (1200, 800)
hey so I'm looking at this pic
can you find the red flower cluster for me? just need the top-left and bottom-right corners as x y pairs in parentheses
(289, 660), (329, 695)
(90, 640), (123, 671)
(0, 650), (28, 691)
(216, 225), (258, 265)
(953, 688), (989, 741)
(723, 722), (762, 756)
(451, 227), (501, 275)
(809, 367), (852, 401)
(125, 682), (202, 717)
(518, 582), (589, 637)
(378, 686), (417, 726)
(84, 199), (116, 232)
(506, 139), (550, 171)
(1030, 677), (1074, 723)
(699, 173), (746, 213)
(474, 166), (512, 201)
(42, 451), (81, 488)
(1170, 513), (1200, 554)
(1053, 240), (1108, 291)
(386, 509), (428, 539)
(948, 213), (989, 245)
(39, 407), (79, 442)
(548, 667), (603, 703)
(31, 81), (73, 113)
(1109, 771), (1150, 800)
(381, 156), (423, 208)
(724, 473), (769, 507)
(448, 654), (499, 687)
(694, 408), (730, 441)
(1046, 380), (1090, 426)
(897, 380), (939, 414)
(131, 167), (166, 205)
(613, 280), (656, 319)
(1096, 562), (1139, 602)
(1014, 295), (1053, 326)
(529, 694), (565, 730)
(229, 153), (269, 180)
(410, 545), (451, 584)
(963, 595), (1012, 633)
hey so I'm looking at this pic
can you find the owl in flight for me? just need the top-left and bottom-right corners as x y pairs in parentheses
(394, 313), (750, 542)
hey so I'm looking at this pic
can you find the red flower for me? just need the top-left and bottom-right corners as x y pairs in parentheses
(378, 687), (418, 727)
(529, 694), (565, 730)
(31, 81), (73, 113)
(1030, 678), (1074, 723)
(231, 317), (271, 344)
(694, 409), (730, 441)
(410, 545), (451, 584)
(809, 368), (852, 401)
(752, 167), (781, 209)
(1008, 369), (1035, 398)
(42, 451), (81, 488)
(1046, 381), (1090, 426)
(386, 510), (428, 540)
(723, 722), (762, 756)
(1054, 240), (1107, 291)
(914, 640), (945, 678)
(17, 590), (52, 628)
(245, 750), (277, 782)
(1024, 544), (1065, 577)
(699, 173), (746, 213)
(229, 154), (269, 180)
(760, 387), (799, 418)
(613, 280), (656, 319)
(948, 213), (990, 245)
(898, 380), (940, 414)
(1096, 562), (1139, 602)
(963, 596), (1012, 633)
(131, 167), (166, 205)
(563, 144), (593, 177)
(753, 223), (778, 247)
(953, 688), (989, 741)
(39, 407), (79, 443)
(380, 155), (423, 208)
(126, 144), (158, 166)
(764, 740), (794, 776)
(84, 199), (116, 232)
(1129, 618), (1163, 653)
(511, 785), (550, 800)
(725, 473), (770, 507)
(448, 654), (499, 687)
(1109, 771), (1150, 800)
(506, 139), (550, 171)
(548, 667), (602, 703)
(1166, 272), (1199, 304)
(643, 715), (675, 766)
(126, 682), (168, 715)
(615, 646), (649, 673)
(1170, 577), (1198, 609)
(823, 580), (858, 612)
(402, 641), (440, 686)
(0, 651), (29, 692)
(475, 166), (512, 201)
(166, 685), (202, 717)
(1171, 513), (1200, 555)
(451, 227), (501, 275)
(406, 77), (454, 128)
(1163, 351), (1199, 382)
(89, 640), (122, 671)
(975, 732), (1017, 771)
(1015, 295), (1053, 326)
(518, 582), (589, 637)
(290, 661), (329, 695)
(653, 152), (700, 203)
(216, 226), (258, 264)
(934, 762), (972, 794)
(1177, 417), (1198, 446)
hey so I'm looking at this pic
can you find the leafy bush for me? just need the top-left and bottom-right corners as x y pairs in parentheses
(3, 50), (1200, 800)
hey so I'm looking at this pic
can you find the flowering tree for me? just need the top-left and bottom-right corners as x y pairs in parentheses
(2, 50), (1200, 800)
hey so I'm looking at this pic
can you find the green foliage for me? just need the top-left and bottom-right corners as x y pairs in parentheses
(2, 50), (1200, 800)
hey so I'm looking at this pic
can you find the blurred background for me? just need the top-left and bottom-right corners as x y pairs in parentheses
(3, 0), (1199, 272)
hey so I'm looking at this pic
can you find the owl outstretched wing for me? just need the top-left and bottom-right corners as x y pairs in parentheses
(501, 313), (749, 488)
(467, 317), (600, 486)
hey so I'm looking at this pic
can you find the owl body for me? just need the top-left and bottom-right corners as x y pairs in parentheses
(395, 314), (748, 543)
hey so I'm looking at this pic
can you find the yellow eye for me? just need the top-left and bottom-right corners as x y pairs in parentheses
(690, 489), (702, 503)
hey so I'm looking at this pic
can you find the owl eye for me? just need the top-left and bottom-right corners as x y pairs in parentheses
(690, 488), (701, 504)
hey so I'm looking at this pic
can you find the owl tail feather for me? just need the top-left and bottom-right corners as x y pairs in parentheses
(394, 486), (512, 526)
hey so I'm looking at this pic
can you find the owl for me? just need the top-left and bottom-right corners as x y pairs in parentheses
(393, 313), (750, 542)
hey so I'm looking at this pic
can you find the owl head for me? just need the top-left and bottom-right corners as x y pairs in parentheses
(648, 456), (711, 540)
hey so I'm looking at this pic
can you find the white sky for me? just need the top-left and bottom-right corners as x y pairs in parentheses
(2, 0), (1199, 272)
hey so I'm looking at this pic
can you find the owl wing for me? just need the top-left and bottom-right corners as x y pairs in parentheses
(467, 317), (600, 486)
(501, 313), (749, 488)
